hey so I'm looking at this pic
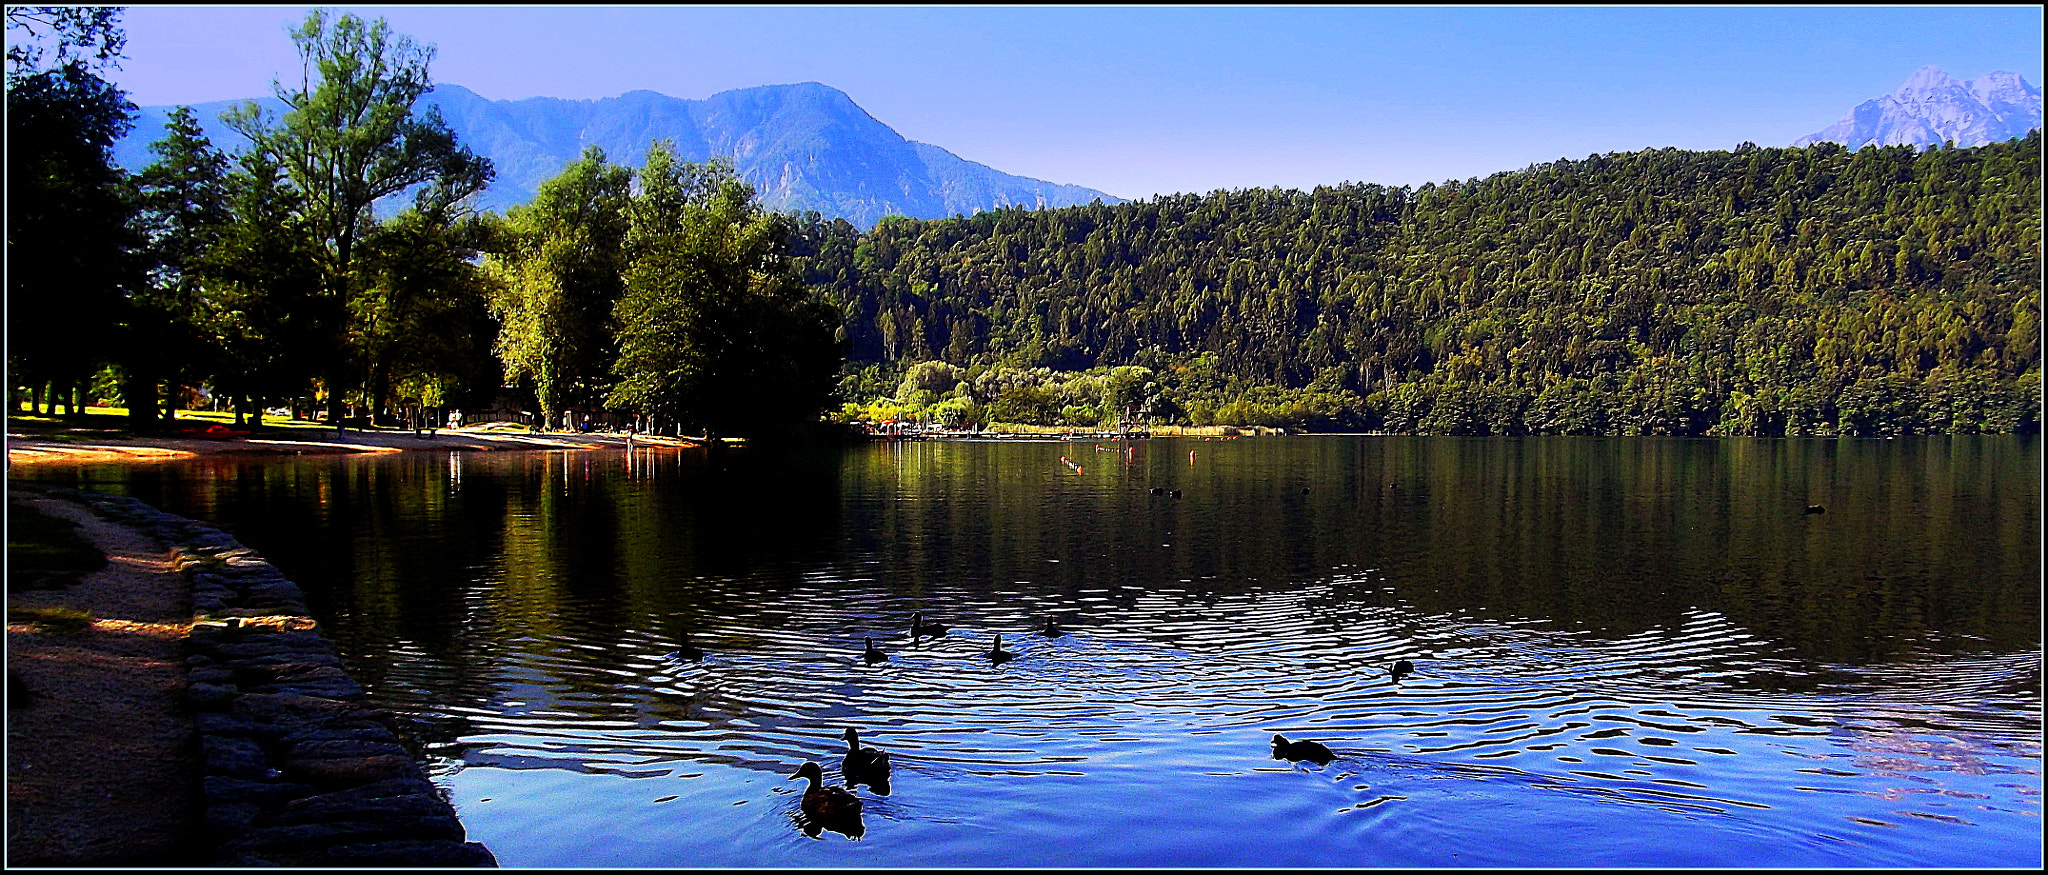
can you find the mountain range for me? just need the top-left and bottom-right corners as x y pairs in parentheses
(1793, 67), (2042, 151)
(111, 69), (2043, 228)
(111, 81), (1123, 228)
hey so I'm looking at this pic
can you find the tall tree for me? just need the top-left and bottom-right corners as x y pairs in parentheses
(483, 146), (633, 428)
(353, 209), (502, 420)
(221, 8), (492, 421)
(6, 6), (136, 416)
(197, 146), (329, 426)
(608, 144), (843, 439)
(127, 104), (232, 426)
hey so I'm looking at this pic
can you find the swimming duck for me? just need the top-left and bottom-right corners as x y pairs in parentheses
(790, 761), (863, 819)
(1040, 617), (1065, 637)
(841, 727), (892, 793)
(988, 633), (1015, 665)
(911, 612), (949, 639)
(1804, 504), (1826, 514)
(1390, 659), (1414, 683)
(862, 637), (888, 664)
(1271, 734), (1335, 765)
(669, 632), (704, 662)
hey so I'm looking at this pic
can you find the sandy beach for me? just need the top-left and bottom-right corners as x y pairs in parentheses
(6, 423), (703, 469)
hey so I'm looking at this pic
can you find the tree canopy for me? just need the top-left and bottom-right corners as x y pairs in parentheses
(799, 133), (2041, 436)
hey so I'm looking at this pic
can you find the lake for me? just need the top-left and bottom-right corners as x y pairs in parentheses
(17, 435), (2041, 867)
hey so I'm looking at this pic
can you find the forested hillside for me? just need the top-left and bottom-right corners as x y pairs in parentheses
(792, 134), (2042, 435)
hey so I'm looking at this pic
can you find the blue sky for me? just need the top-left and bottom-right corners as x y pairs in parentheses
(104, 5), (2044, 201)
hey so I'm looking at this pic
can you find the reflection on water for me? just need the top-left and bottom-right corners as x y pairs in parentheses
(17, 436), (2040, 868)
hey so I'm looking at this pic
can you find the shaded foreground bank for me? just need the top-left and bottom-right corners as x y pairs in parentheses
(6, 484), (495, 867)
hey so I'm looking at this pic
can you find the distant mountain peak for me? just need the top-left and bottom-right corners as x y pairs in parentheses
(1794, 67), (2043, 151)
(112, 82), (1122, 228)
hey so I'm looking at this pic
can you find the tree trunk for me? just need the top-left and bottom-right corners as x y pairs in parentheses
(324, 367), (347, 424)
(162, 379), (183, 425)
(124, 369), (159, 430)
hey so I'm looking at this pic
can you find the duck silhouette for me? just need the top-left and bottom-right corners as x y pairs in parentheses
(668, 632), (704, 662)
(841, 727), (891, 795)
(1040, 618), (1065, 637)
(911, 613), (949, 640)
(1271, 734), (1335, 765)
(988, 633), (1016, 665)
(862, 637), (888, 664)
(790, 760), (864, 823)
(1804, 504), (1826, 514)
(1390, 659), (1414, 683)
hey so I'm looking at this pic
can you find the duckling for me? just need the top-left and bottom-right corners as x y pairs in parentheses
(790, 761), (863, 819)
(988, 633), (1015, 665)
(1271, 734), (1335, 765)
(669, 632), (704, 662)
(840, 727), (891, 794)
(1390, 658), (1414, 683)
(862, 637), (888, 664)
(911, 612), (949, 639)
(1040, 617), (1065, 637)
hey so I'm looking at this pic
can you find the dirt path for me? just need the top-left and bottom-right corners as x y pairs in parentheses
(6, 495), (204, 866)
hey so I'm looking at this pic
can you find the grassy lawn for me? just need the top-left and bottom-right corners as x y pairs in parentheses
(7, 406), (336, 442)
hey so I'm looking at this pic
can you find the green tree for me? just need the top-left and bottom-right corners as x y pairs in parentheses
(483, 146), (633, 427)
(222, 8), (493, 421)
(5, 6), (137, 417)
(197, 146), (329, 425)
(607, 146), (843, 439)
(353, 210), (502, 422)
(127, 104), (232, 426)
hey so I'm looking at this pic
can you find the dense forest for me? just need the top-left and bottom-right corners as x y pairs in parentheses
(793, 133), (2041, 436)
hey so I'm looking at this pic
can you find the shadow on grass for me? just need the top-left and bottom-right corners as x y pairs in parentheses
(7, 496), (107, 591)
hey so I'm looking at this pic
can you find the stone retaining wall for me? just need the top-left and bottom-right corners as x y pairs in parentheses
(46, 487), (496, 867)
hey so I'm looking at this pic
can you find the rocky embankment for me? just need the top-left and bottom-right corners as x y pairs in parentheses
(45, 486), (496, 867)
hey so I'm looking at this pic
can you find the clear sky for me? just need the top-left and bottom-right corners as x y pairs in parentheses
(102, 4), (2045, 201)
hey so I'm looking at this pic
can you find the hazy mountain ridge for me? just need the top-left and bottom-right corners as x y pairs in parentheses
(112, 81), (1123, 228)
(1794, 66), (2042, 151)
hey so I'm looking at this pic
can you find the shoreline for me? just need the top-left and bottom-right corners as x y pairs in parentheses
(7, 484), (498, 866)
(5, 425), (704, 468)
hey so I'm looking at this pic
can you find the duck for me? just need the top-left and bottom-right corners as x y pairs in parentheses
(840, 727), (891, 793)
(862, 637), (888, 664)
(790, 761), (863, 819)
(911, 612), (949, 640)
(988, 633), (1015, 665)
(1390, 659), (1414, 683)
(1040, 617), (1065, 637)
(1804, 504), (1826, 514)
(1271, 734), (1335, 765)
(669, 632), (704, 662)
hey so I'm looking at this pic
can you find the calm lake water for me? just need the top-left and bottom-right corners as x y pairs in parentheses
(17, 435), (2041, 867)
